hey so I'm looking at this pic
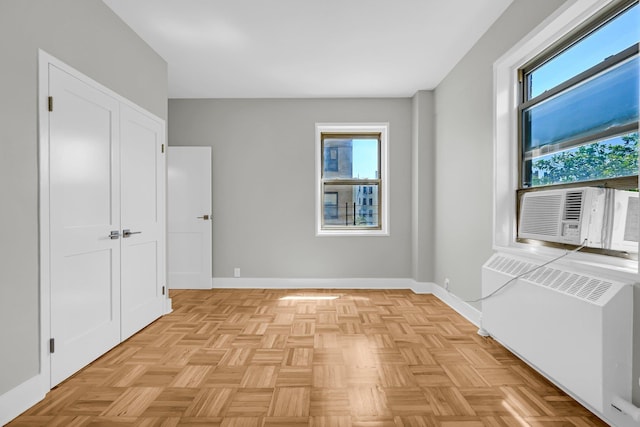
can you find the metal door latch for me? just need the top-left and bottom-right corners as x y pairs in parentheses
(122, 229), (142, 238)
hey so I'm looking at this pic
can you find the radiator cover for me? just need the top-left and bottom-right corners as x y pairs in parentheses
(482, 253), (634, 426)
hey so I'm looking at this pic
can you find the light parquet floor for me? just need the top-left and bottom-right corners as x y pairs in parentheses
(8, 289), (606, 427)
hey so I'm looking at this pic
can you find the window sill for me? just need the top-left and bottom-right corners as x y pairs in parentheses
(317, 229), (389, 237)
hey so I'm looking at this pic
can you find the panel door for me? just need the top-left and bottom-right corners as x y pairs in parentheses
(120, 104), (165, 340)
(49, 64), (121, 386)
(167, 146), (212, 289)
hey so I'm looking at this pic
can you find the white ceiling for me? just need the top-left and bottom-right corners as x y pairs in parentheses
(103, 0), (513, 98)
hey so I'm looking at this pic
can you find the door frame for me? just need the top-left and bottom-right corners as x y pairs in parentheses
(38, 50), (168, 391)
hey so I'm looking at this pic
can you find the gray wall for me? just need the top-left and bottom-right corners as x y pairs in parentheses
(411, 91), (435, 283)
(0, 0), (167, 395)
(433, 0), (566, 303)
(433, 0), (639, 405)
(168, 99), (413, 279)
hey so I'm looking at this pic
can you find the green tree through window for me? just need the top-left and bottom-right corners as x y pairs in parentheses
(531, 133), (638, 186)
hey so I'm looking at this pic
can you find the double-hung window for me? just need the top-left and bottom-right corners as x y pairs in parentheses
(519, 1), (639, 191)
(316, 123), (389, 236)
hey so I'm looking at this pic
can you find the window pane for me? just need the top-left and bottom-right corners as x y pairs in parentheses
(323, 138), (379, 179)
(323, 192), (339, 220)
(523, 56), (639, 153)
(525, 132), (638, 187)
(527, 3), (639, 99)
(323, 184), (379, 227)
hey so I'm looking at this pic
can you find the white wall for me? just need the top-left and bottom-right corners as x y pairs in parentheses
(0, 0), (167, 396)
(168, 98), (413, 279)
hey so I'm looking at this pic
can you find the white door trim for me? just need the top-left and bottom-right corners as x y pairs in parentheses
(38, 50), (166, 392)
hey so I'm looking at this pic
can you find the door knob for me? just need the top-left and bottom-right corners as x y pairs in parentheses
(197, 214), (211, 220)
(109, 230), (120, 240)
(122, 229), (142, 238)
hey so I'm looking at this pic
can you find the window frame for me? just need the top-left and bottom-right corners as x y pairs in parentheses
(514, 0), (639, 258)
(315, 123), (389, 236)
(493, 0), (639, 274)
(517, 0), (638, 192)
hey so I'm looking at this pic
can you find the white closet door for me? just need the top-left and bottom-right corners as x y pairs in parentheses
(120, 104), (166, 340)
(49, 64), (121, 386)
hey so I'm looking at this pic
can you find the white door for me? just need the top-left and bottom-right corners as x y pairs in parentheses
(49, 64), (121, 386)
(168, 147), (212, 289)
(120, 105), (166, 340)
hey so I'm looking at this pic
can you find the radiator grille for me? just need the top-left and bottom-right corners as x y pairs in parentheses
(486, 255), (612, 304)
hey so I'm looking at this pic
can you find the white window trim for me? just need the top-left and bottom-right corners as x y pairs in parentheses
(493, 0), (640, 278)
(315, 123), (390, 236)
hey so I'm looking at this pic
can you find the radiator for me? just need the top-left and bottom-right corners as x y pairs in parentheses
(481, 253), (636, 426)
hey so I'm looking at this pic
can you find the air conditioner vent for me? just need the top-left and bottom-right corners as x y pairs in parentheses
(563, 191), (583, 221)
(484, 256), (617, 304)
(519, 194), (562, 236)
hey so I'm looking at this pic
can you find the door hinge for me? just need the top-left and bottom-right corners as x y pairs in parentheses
(162, 286), (165, 296)
(161, 144), (165, 153)
(49, 338), (55, 354)
(517, 68), (524, 83)
(48, 96), (53, 112)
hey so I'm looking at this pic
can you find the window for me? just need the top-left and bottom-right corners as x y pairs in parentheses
(520, 1), (638, 190)
(325, 147), (339, 172)
(316, 123), (389, 235)
(494, 0), (640, 266)
(324, 192), (339, 221)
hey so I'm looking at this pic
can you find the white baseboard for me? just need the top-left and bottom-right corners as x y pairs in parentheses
(0, 374), (46, 426)
(430, 284), (482, 327)
(211, 277), (416, 289)
(411, 281), (434, 294)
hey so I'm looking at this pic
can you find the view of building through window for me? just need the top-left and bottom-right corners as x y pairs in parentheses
(321, 136), (381, 228)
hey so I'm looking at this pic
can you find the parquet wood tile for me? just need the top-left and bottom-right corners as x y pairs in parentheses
(7, 289), (607, 426)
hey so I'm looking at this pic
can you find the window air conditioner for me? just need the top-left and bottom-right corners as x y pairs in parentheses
(518, 187), (639, 253)
(518, 187), (607, 247)
(609, 189), (640, 252)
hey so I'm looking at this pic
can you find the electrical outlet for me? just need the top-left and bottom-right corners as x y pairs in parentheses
(444, 278), (450, 292)
(234, 267), (240, 278)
